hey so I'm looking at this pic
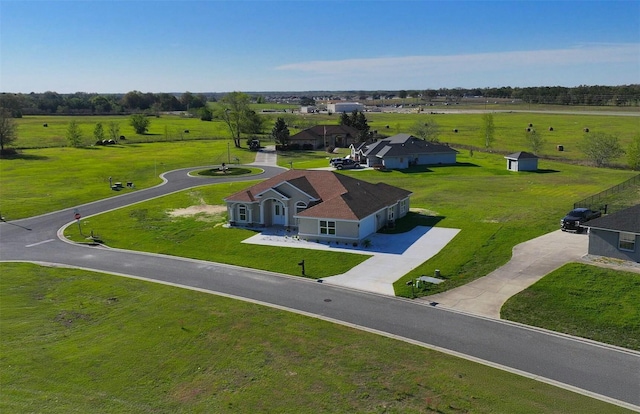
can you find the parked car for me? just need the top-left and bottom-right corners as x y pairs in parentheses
(333, 158), (360, 170)
(329, 157), (347, 166)
(560, 208), (602, 233)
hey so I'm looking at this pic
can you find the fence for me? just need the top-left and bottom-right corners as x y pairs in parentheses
(574, 174), (640, 214)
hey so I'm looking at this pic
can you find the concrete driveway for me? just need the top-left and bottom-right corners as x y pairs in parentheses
(423, 230), (590, 319)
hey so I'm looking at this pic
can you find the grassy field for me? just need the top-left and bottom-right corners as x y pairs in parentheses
(11, 109), (639, 167)
(0, 262), (630, 414)
(501, 263), (640, 351)
(56, 147), (638, 296)
(0, 141), (258, 220)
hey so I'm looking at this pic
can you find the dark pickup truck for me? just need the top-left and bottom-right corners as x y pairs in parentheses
(560, 208), (602, 233)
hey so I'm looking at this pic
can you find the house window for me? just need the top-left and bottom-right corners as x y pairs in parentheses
(388, 207), (395, 221)
(399, 199), (407, 215)
(296, 202), (307, 214)
(320, 220), (336, 235)
(619, 232), (636, 251)
(238, 205), (247, 222)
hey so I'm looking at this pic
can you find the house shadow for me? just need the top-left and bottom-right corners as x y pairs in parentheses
(397, 162), (481, 173)
(380, 211), (445, 233)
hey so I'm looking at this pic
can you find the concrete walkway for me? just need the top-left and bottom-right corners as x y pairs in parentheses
(423, 230), (590, 319)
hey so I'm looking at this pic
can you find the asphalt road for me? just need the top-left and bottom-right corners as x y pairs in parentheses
(1, 165), (639, 410)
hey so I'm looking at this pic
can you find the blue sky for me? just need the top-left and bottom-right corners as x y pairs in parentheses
(1, 0), (638, 93)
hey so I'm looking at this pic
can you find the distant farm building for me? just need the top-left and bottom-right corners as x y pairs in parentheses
(327, 102), (364, 113)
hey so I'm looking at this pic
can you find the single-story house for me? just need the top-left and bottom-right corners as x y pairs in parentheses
(586, 204), (640, 263)
(351, 134), (458, 169)
(289, 125), (360, 149)
(224, 169), (412, 243)
(505, 151), (539, 171)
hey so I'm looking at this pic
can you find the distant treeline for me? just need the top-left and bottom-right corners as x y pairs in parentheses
(389, 84), (639, 106)
(1, 84), (639, 117)
(0, 90), (213, 117)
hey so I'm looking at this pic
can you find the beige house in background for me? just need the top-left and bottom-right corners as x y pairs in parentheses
(224, 170), (412, 243)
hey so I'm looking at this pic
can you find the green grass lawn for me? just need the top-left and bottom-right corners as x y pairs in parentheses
(501, 263), (640, 351)
(0, 262), (629, 414)
(55, 147), (637, 295)
(0, 141), (259, 220)
(12, 111), (639, 167)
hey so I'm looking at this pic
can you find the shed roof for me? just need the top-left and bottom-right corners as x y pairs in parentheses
(505, 151), (539, 160)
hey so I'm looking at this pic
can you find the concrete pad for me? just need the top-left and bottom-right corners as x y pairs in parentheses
(242, 226), (460, 295)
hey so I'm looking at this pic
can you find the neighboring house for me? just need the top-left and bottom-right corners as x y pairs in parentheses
(505, 151), (539, 171)
(224, 169), (412, 243)
(587, 204), (640, 263)
(289, 125), (360, 149)
(327, 102), (364, 113)
(351, 134), (458, 169)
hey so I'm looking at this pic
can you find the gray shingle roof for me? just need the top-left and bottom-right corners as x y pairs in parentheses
(362, 134), (457, 158)
(587, 204), (640, 234)
(505, 151), (539, 160)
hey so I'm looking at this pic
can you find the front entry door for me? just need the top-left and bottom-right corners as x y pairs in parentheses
(273, 201), (285, 225)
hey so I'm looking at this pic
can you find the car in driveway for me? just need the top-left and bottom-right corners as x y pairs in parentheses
(560, 207), (602, 233)
(330, 158), (360, 170)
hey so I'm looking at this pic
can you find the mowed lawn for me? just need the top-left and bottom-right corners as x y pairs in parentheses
(0, 141), (258, 220)
(55, 149), (638, 292)
(502, 263), (640, 351)
(0, 262), (629, 414)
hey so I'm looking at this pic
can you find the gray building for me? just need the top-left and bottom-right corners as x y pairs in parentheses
(587, 204), (640, 263)
(505, 151), (539, 171)
(351, 134), (457, 169)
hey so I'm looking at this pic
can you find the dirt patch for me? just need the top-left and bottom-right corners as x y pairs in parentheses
(168, 205), (227, 218)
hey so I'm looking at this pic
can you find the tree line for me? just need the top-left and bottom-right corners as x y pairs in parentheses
(0, 91), (212, 117)
(387, 84), (640, 106)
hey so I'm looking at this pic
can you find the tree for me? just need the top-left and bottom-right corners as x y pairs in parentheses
(130, 114), (150, 134)
(240, 110), (264, 135)
(411, 118), (440, 142)
(339, 112), (351, 127)
(66, 120), (83, 147)
(351, 111), (370, 142)
(271, 117), (290, 146)
(218, 92), (252, 148)
(581, 132), (625, 167)
(626, 134), (640, 170)
(108, 122), (120, 141)
(524, 129), (545, 155)
(93, 123), (105, 143)
(481, 113), (495, 149)
(199, 107), (213, 121)
(0, 109), (18, 152)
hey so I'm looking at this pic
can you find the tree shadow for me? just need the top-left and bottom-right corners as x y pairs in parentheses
(0, 153), (49, 161)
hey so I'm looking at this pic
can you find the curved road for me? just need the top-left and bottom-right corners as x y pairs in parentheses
(1, 165), (639, 410)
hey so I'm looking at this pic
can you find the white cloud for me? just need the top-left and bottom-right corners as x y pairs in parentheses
(275, 43), (640, 78)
